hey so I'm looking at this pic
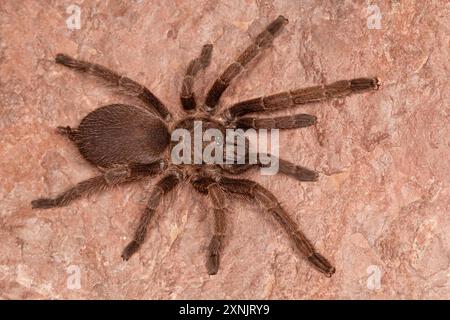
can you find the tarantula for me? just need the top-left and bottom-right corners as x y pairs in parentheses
(32, 15), (379, 277)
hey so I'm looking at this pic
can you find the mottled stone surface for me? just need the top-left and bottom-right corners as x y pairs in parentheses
(0, 1), (449, 299)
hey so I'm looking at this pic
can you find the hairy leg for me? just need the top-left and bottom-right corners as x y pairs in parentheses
(263, 157), (319, 182)
(180, 44), (213, 111)
(206, 184), (227, 275)
(55, 54), (171, 121)
(222, 77), (380, 121)
(121, 170), (181, 260)
(218, 177), (335, 277)
(31, 161), (165, 209)
(221, 154), (318, 182)
(204, 15), (288, 111)
(234, 113), (317, 129)
(190, 176), (227, 274)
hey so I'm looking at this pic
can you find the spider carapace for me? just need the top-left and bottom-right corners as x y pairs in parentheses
(32, 15), (379, 277)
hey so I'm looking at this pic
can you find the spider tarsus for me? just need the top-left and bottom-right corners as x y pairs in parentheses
(206, 235), (222, 275)
(305, 171), (320, 182)
(350, 77), (380, 92)
(306, 114), (317, 125)
(55, 53), (72, 65)
(277, 15), (289, 23)
(200, 43), (213, 67)
(121, 241), (139, 261)
(288, 167), (319, 182)
(207, 255), (219, 275)
(264, 15), (289, 39)
(271, 15), (289, 31)
(31, 198), (56, 209)
(308, 252), (336, 277)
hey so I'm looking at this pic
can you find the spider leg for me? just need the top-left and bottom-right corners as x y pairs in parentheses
(191, 176), (227, 275)
(180, 44), (213, 112)
(221, 153), (318, 182)
(234, 113), (317, 129)
(206, 183), (227, 275)
(262, 157), (319, 182)
(54, 54), (172, 121)
(31, 161), (164, 209)
(204, 15), (288, 111)
(218, 177), (335, 277)
(121, 170), (181, 261)
(222, 77), (380, 121)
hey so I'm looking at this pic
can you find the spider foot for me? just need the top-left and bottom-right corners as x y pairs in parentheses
(207, 254), (219, 275)
(206, 235), (221, 275)
(298, 169), (319, 182)
(287, 167), (319, 182)
(350, 77), (380, 91)
(308, 252), (336, 277)
(121, 240), (140, 261)
(55, 53), (78, 68)
(31, 198), (56, 209)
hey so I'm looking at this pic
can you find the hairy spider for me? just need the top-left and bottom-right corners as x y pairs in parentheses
(32, 15), (379, 277)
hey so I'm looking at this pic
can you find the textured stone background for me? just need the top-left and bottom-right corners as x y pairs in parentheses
(1, 0), (449, 299)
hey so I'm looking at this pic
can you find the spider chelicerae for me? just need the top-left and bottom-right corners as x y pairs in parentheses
(32, 15), (379, 277)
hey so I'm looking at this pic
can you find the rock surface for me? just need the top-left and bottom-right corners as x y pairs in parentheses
(0, 1), (449, 299)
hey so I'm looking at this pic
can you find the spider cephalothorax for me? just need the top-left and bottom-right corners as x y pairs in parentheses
(32, 15), (379, 277)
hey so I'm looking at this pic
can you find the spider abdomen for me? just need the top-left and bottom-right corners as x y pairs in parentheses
(74, 104), (170, 167)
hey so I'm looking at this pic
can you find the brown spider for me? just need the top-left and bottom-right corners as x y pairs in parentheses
(32, 15), (379, 277)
